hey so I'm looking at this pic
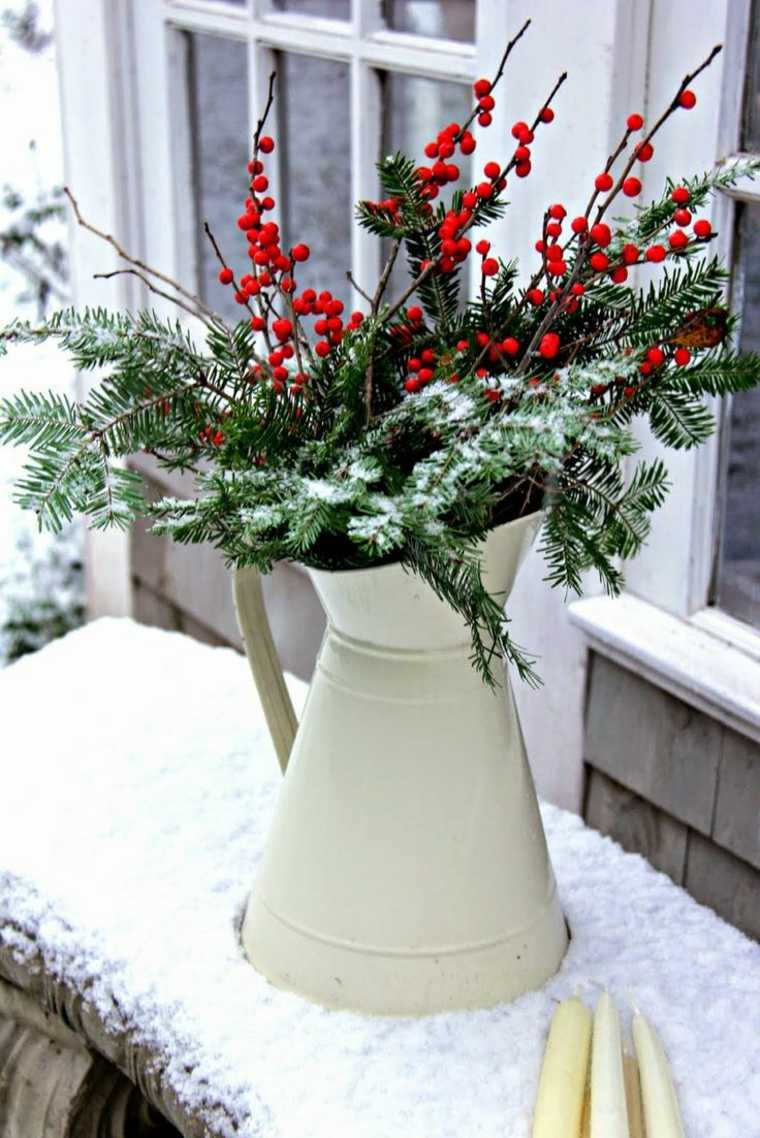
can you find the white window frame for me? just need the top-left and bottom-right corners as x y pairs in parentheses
(571, 0), (760, 743)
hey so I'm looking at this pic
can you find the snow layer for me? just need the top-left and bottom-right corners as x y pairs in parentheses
(0, 618), (758, 1138)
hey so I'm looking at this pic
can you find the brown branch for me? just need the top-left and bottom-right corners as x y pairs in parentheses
(457, 19), (532, 139)
(373, 239), (401, 314)
(346, 271), (373, 306)
(93, 270), (213, 325)
(64, 187), (211, 315)
(252, 71), (277, 157)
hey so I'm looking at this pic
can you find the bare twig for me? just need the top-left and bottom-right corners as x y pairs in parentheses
(64, 187), (213, 316)
(373, 239), (401, 313)
(93, 269), (213, 325)
(346, 271), (373, 306)
(252, 71), (277, 157)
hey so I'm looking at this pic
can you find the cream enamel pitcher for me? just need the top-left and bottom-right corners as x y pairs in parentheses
(233, 511), (567, 1015)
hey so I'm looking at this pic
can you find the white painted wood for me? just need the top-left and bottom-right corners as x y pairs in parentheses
(568, 593), (760, 744)
(623, 0), (734, 617)
(54, 0), (133, 618)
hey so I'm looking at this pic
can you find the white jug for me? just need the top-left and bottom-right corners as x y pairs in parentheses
(234, 511), (567, 1014)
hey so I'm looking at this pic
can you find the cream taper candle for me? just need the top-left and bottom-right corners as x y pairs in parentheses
(532, 997), (592, 1138)
(590, 993), (630, 1138)
(632, 1013), (685, 1138)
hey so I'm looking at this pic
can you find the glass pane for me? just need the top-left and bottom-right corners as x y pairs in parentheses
(271, 0), (350, 18)
(276, 51), (351, 303)
(743, 1), (760, 149)
(383, 0), (475, 42)
(381, 71), (473, 306)
(170, 31), (250, 323)
(716, 202), (760, 626)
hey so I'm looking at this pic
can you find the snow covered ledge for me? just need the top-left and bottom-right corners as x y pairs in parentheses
(569, 592), (760, 745)
(1, 620), (759, 1137)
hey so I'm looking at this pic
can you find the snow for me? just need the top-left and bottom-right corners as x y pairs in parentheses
(1, 618), (758, 1138)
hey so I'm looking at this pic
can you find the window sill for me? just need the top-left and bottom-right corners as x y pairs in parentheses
(568, 593), (760, 745)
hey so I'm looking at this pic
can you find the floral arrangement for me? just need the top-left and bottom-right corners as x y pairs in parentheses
(2, 23), (759, 685)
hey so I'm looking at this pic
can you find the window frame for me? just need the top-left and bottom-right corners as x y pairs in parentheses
(570, 0), (760, 739)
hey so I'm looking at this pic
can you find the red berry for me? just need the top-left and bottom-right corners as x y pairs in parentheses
(671, 186), (691, 205)
(404, 377), (422, 393)
(234, 290), (247, 305)
(424, 142), (438, 159)
(473, 78), (491, 97)
(417, 367), (434, 383)
(476, 239), (491, 255)
(272, 317), (293, 341)
(252, 175), (269, 193)
(527, 288), (545, 306)
(291, 243), (310, 262)
(462, 191), (478, 208)
(624, 386), (636, 398)
(539, 332), (561, 359)
(590, 223), (612, 247)
(261, 196), (275, 211)
(484, 388), (501, 403)
(674, 347), (691, 366)
(647, 346), (665, 367)
(623, 176), (642, 197)
(540, 106), (555, 123)
(259, 135), (275, 153)
(476, 181), (493, 198)
(549, 203), (567, 220)
(501, 337), (520, 355)
(590, 251), (610, 272)
(547, 260), (567, 276)
(679, 89), (697, 109)
(636, 141), (654, 162)
(668, 229), (689, 250)
(511, 121), (529, 140)
(218, 267), (234, 285)
(459, 132), (476, 155)
(645, 244), (666, 262)
(315, 340), (331, 358)
(483, 161), (501, 179)
(250, 315), (266, 332)
(478, 94), (495, 111)
(513, 145), (531, 162)
(622, 243), (640, 264)
(610, 265), (628, 283)
(693, 218), (712, 238)
(456, 339), (469, 352)
(595, 172), (613, 192)
(673, 208), (692, 226)
(546, 221), (562, 238)
(627, 113), (644, 131)
(477, 112), (492, 127)
(515, 161), (532, 178)
(482, 257), (499, 276)
(571, 216), (588, 234)
(571, 282), (585, 296)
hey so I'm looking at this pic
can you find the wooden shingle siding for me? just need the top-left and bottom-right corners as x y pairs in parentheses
(583, 653), (760, 940)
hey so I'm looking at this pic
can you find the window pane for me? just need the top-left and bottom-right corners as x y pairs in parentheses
(271, 0), (350, 18)
(716, 202), (760, 626)
(383, 0), (475, 42)
(276, 51), (351, 303)
(743, 1), (760, 149)
(170, 31), (250, 323)
(381, 71), (473, 306)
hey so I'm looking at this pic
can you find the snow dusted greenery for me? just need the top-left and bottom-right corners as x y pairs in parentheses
(2, 29), (760, 683)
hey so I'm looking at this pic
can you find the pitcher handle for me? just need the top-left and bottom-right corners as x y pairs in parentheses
(233, 566), (297, 774)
